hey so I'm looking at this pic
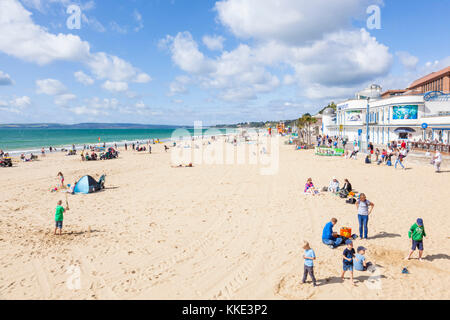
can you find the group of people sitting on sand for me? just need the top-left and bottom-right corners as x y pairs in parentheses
(304, 177), (353, 197)
(20, 153), (38, 162)
(301, 177), (426, 286)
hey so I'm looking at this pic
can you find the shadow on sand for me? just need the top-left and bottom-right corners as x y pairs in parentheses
(368, 232), (401, 240)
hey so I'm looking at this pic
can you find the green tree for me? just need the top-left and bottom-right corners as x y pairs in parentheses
(297, 114), (317, 145)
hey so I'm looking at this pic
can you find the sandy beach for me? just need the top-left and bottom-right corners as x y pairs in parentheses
(0, 137), (449, 300)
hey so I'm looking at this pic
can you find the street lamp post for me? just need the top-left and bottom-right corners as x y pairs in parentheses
(366, 97), (370, 149)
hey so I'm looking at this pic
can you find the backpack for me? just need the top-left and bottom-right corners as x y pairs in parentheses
(387, 160), (392, 166)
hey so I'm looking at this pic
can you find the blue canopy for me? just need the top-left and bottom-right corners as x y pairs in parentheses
(73, 175), (101, 194)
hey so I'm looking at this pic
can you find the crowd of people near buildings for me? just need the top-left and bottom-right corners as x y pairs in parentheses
(315, 134), (444, 173)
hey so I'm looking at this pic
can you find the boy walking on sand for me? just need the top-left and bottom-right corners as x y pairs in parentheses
(341, 240), (355, 285)
(54, 200), (69, 236)
(406, 218), (426, 261)
(302, 241), (317, 287)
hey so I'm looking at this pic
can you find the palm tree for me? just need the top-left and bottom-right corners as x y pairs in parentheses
(297, 114), (317, 146)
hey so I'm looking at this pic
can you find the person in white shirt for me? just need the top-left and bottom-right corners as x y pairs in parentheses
(350, 145), (359, 160)
(433, 151), (442, 173)
(328, 177), (340, 193)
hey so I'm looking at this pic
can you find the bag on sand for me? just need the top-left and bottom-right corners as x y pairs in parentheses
(346, 198), (356, 204)
(339, 190), (349, 198)
(322, 187), (328, 192)
(386, 160), (392, 166)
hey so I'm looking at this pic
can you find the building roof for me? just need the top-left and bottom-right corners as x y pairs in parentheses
(381, 90), (407, 98)
(408, 66), (450, 89)
(323, 107), (336, 115)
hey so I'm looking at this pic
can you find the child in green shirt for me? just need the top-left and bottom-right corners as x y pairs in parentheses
(406, 218), (426, 261)
(54, 200), (69, 236)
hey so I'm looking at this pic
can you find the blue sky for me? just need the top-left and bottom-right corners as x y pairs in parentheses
(0, 0), (449, 125)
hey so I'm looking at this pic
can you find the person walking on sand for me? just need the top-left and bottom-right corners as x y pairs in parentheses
(356, 193), (374, 239)
(54, 200), (69, 236)
(302, 241), (317, 287)
(433, 150), (442, 173)
(341, 240), (356, 285)
(406, 218), (426, 261)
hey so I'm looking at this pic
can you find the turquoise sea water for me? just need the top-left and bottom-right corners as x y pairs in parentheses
(0, 128), (232, 153)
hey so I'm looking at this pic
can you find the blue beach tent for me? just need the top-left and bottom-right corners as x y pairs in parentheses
(73, 175), (102, 194)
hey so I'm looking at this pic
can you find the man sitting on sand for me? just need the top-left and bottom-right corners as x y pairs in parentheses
(322, 218), (343, 248)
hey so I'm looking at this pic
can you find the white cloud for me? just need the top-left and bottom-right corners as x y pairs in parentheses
(168, 75), (190, 96)
(202, 35), (225, 51)
(0, 0), (150, 84)
(74, 70), (94, 85)
(110, 21), (128, 34)
(289, 29), (393, 88)
(215, 0), (377, 44)
(36, 79), (67, 95)
(72, 106), (105, 116)
(0, 95), (31, 113)
(133, 9), (144, 32)
(133, 73), (152, 83)
(161, 32), (214, 74)
(162, 32), (280, 101)
(396, 51), (419, 70)
(54, 93), (77, 106)
(0, 70), (13, 85)
(102, 80), (128, 92)
(87, 52), (146, 83)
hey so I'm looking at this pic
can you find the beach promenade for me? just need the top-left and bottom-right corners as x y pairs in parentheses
(0, 138), (449, 300)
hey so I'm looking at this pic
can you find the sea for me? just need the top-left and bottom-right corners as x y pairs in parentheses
(0, 128), (236, 155)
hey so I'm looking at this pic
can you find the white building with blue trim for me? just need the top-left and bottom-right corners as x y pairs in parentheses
(322, 86), (450, 146)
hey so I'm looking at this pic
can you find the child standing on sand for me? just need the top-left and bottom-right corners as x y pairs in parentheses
(54, 200), (69, 236)
(406, 218), (426, 261)
(341, 240), (355, 285)
(57, 172), (65, 188)
(302, 241), (317, 287)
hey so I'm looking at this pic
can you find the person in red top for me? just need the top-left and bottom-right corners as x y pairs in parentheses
(401, 141), (406, 149)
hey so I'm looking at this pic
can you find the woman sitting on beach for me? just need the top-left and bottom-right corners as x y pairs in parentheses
(342, 179), (352, 193)
(328, 177), (340, 193)
(304, 178), (319, 195)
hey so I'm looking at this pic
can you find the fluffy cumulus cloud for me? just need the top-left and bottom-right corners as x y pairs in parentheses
(36, 79), (67, 95)
(396, 51), (419, 71)
(162, 32), (280, 101)
(168, 75), (190, 96)
(0, 70), (13, 85)
(0, 96), (31, 113)
(36, 78), (79, 106)
(54, 93), (77, 106)
(202, 35), (225, 51)
(0, 0), (150, 85)
(161, 0), (392, 104)
(102, 80), (129, 93)
(74, 71), (94, 85)
(214, 0), (377, 44)
(70, 97), (118, 116)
